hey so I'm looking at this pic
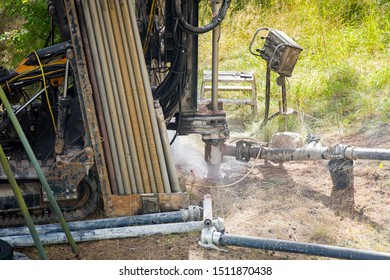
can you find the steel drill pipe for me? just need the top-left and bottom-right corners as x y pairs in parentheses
(101, 0), (142, 195)
(0, 207), (201, 238)
(203, 194), (213, 227)
(124, 0), (168, 193)
(218, 233), (390, 260)
(76, 0), (118, 194)
(116, 0), (153, 193)
(84, 0), (129, 194)
(83, 0), (124, 194)
(223, 144), (390, 162)
(100, 0), (151, 194)
(155, 102), (180, 193)
(110, 0), (159, 193)
(127, 0), (181, 193)
(211, 0), (222, 111)
(3, 221), (205, 247)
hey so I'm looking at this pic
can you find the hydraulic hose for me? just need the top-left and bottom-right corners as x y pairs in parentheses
(174, 0), (231, 34)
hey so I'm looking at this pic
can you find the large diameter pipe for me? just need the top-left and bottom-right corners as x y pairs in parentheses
(218, 233), (390, 260)
(0, 145), (48, 260)
(0, 87), (79, 255)
(344, 147), (390, 161)
(3, 221), (205, 247)
(0, 207), (201, 237)
(223, 145), (390, 162)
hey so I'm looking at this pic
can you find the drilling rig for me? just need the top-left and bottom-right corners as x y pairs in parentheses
(2, 0), (390, 231)
(0, 0), (231, 226)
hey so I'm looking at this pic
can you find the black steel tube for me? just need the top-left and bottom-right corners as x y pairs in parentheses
(219, 234), (390, 260)
(345, 147), (390, 161)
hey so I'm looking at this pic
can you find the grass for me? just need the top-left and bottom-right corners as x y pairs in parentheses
(198, 0), (390, 136)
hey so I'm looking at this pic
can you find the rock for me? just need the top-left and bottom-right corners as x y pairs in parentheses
(270, 132), (303, 148)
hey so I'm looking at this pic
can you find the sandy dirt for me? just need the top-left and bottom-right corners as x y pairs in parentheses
(16, 122), (390, 260)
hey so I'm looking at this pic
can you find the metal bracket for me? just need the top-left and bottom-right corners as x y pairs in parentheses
(141, 194), (160, 214)
(199, 226), (227, 252)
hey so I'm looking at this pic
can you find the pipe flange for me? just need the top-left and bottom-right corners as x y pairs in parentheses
(186, 206), (202, 221)
(212, 217), (225, 232)
(199, 227), (226, 252)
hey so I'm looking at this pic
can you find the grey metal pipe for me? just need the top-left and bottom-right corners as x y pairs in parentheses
(4, 221), (205, 247)
(218, 233), (390, 260)
(100, 0), (151, 194)
(121, 0), (164, 193)
(63, 59), (70, 99)
(203, 194), (213, 227)
(0, 207), (201, 237)
(96, 0), (141, 194)
(77, 0), (118, 194)
(155, 101), (181, 193)
(110, 0), (158, 193)
(84, 0), (128, 194)
(211, 0), (221, 111)
(223, 144), (390, 162)
(127, 0), (180, 193)
(15, 86), (48, 116)
(99, 0), (138, 194)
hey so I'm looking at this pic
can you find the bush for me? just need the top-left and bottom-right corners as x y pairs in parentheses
(0, 0), (50, 68)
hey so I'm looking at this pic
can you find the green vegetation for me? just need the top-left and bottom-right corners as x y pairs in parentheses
(0, 0), (50, 67)
(199, 0), (390, 137)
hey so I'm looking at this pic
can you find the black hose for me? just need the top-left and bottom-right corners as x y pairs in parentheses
(174, 0), (231, 34)
(219, 234), (390, 260)
(153, 20), (187, 120)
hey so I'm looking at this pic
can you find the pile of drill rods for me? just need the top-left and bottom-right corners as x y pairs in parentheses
(81, 0), (180, 195)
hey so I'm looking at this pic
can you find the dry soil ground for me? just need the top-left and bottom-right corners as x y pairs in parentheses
(17, 122), (390, 260)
